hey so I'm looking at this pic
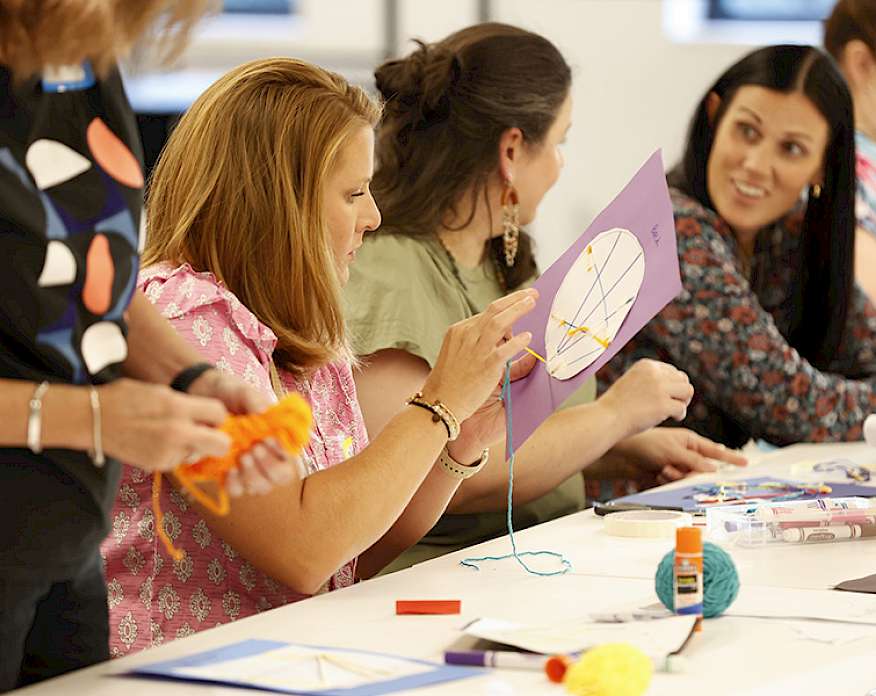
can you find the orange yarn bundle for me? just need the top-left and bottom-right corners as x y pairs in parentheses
(153, 393), (312, 560)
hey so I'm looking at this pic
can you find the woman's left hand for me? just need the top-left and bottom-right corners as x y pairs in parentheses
(589, 427), (748, 485)
(187, 368), (299, 495)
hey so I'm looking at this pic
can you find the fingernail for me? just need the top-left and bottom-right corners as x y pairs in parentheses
(250, 479), (272, 495)
(270, 464), (295, 484)
(227, 473), (243, 497)
(240, 454), (255, 470)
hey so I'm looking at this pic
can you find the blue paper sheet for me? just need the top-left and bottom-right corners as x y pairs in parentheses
(128, 639), (480, 695)
(611, 477), (876, 513)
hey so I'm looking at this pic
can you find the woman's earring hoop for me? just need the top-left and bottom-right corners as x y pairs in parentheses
(811, 183), (822, 199)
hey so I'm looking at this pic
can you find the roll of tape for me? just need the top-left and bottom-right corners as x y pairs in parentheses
(603, 510), (694, 538)
(865, 414), (876, 448)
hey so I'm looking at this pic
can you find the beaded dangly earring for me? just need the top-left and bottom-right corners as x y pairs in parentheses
(501, 182), (520, 267)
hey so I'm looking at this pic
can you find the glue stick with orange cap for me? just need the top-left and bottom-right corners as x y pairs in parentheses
(674, 526), (703, 631)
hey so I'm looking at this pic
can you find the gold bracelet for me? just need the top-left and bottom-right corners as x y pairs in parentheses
(437, 446), (489, 480)
(405, 392), (460, 441)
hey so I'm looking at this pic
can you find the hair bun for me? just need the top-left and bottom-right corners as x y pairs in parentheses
(374, 40), (460, 126)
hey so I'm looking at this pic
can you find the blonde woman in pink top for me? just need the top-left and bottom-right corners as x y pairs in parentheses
(101, 58), (539, 655)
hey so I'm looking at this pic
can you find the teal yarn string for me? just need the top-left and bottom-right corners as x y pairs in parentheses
(655, 541), (739, 618)
(460, 362), (572, 577)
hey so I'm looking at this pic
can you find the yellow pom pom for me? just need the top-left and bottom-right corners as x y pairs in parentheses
(563, 643), (652, 696)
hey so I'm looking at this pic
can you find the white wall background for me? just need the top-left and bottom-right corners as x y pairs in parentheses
(142, 0), (771, 267)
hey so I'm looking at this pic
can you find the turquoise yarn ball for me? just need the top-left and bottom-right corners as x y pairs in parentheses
(655, 541), (739, 619)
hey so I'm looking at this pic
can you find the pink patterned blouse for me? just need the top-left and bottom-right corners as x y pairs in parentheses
(101, 262), (368, 657)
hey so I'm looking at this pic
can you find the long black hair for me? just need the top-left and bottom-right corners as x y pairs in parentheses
(669, 45), (855, 370)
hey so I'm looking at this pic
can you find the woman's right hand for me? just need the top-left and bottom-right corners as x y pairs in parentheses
(597, 358), (694, 438)
(421, 288), (538, 422)
(98, 378), (232, 472)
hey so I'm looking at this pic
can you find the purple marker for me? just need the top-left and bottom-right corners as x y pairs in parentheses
(444, 650), (546, 670)
(444, 649), (687, 674)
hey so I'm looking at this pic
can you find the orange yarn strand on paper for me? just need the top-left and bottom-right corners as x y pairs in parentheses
(153, 393), (312, 561)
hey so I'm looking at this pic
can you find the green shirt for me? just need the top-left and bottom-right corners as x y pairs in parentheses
(345, 232), (596, 571)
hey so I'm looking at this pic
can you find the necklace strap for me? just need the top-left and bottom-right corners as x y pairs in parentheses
(434, 232), (505, 292)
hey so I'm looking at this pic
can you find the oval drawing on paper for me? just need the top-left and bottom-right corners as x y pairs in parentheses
(545, 228), (645, 380)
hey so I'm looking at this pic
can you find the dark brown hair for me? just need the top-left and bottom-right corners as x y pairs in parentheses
(373, 22), (571, 289)
(825, 0), (876, 59)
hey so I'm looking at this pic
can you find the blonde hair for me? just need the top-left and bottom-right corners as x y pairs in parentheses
(0, 0), (212, 78)
(144, 58), (381, 373)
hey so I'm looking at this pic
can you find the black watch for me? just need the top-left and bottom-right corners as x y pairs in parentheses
(169, 362), (215, 393)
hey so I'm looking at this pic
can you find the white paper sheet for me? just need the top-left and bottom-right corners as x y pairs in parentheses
(463, 614), (695, 657)
(726, 586), (876, 624)
(545, 227), (645, 379)
(783, 620), (876, 645)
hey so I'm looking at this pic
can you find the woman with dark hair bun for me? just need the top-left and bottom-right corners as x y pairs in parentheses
(345, 23), (745, 570)
(600, 44), (876, 448)
(825, 0), (876, 300)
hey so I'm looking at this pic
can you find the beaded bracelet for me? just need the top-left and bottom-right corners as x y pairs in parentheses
(405, 392), (460, 441)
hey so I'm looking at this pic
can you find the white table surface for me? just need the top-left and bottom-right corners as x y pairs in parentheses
(15, 441), (876, 696)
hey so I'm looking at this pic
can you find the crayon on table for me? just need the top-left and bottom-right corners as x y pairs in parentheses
(782, 523), (876, 543)
(395, 600), (461, 615)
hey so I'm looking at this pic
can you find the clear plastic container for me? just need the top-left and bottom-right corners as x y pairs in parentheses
(705, 497), (876, 547)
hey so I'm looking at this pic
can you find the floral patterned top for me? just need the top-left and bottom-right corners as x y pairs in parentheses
(856, 131), (876, 238)
(598, 189), (876, 448)
(100, 262), (367, 656)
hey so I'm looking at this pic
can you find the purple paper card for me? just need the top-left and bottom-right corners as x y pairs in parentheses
(509, 150), (681, 453)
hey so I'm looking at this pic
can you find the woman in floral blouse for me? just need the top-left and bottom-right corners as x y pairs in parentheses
(100, 58), (537, 655)
(600, 44), (876, 448)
